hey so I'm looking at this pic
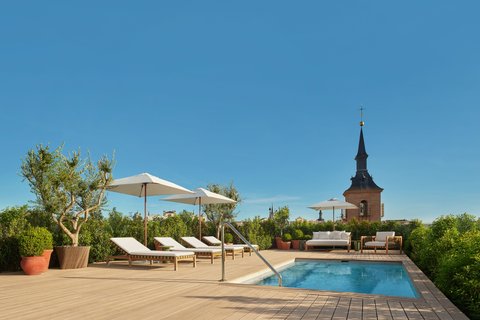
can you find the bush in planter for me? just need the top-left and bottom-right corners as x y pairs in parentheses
(18, 227), (53, 257)
(18, 227), (53, 275)
(292, 229), (304, 240)
(291, 229), (304, 250)
(304, 235), (312, 241)
(282, 233), (292, 242)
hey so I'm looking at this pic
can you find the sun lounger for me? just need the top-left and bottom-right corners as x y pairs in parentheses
(202, 235), (259, 256)
(154, 237), (222, 264)
(107, 237), (196, 271)
(181, 236), (244, 260)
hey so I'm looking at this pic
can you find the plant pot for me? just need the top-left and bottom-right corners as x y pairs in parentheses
(20, 256), (46, 275)
(41, 249), (53, 272)
(275, 237), (291, 250)
(291, 240), (300, 250)
(55, 246), (90, 269)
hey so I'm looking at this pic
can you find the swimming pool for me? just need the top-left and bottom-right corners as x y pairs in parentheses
(255, 260), (419, 298)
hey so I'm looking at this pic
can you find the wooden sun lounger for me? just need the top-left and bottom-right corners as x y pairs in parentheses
(181, 236), (244, 260)
(154, 237), (222, 264)
(108, 237), (196, 271)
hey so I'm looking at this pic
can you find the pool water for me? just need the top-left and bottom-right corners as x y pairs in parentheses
(256, 260), (419, 298)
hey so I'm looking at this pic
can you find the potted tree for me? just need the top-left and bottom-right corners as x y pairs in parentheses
(21, 145), (113, 269)
(273, 206), (290, 249)
(291, 229), (304, 250)
(18, 227), (53, 275)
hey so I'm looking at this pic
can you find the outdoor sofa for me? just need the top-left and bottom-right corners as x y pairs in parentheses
(107, 237), (196, 271)
(305, 231), (351, 252)
(154, 237), (222, 264)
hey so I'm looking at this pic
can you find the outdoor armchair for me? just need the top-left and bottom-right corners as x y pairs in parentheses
(360, 231), (398, 254)
(154, 237), (222, 264)
(107, 237), (196, 271)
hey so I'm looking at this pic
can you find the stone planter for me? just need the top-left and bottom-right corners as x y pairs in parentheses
(55, 246), (90, 269)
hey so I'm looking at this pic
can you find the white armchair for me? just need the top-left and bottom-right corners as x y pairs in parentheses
(360, 231), (398, 254)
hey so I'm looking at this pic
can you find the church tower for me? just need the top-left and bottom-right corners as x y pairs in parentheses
(343, 114), (383, 222)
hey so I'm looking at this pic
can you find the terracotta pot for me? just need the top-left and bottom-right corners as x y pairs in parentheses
(55, 246), (90, 269)
(41, 249), (53, 272)
(291, 240), (300, 250)
(20, 256), (46, 275)
(275, 237), (291, 250)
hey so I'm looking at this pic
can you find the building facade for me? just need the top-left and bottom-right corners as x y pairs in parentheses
(343, 121), (383, 222)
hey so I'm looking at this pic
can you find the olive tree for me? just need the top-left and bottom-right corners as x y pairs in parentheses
(21, 145), (113, 246)
(203, 182), (240, 238)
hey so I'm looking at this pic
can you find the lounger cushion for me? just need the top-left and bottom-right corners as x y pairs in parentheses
(154, 237), (221, 253)
(129, 250), (194, 257)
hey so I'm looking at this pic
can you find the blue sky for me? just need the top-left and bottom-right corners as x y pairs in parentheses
(1, 2), (479, 223)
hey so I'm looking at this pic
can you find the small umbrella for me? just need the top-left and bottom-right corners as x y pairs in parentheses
(107, 172), (193, 245)
(163, 188), (237, 238)
(308, 198), (357, 230)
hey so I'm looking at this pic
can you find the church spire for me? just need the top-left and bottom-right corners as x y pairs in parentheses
(355, 107), (368, 172)
(344, 108), (383, 192)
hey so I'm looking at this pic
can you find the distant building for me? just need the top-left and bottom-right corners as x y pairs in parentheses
(343, 118), (384, 222)
(163, 210), (176, 218)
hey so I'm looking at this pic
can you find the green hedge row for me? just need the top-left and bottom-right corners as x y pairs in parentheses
(408, 213), (480, 319)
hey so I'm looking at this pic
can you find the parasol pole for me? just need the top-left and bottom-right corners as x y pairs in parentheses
(144, 183), (148, 246)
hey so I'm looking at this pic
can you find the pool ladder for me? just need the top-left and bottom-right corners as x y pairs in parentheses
(221, 222), (283, 287)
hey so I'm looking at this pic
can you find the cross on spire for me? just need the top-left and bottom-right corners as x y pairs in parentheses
(359, 106), (365, 127)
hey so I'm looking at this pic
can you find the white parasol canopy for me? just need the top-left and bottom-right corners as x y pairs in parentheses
(163, 188), (237, 238)
(308, 198), (357, 230)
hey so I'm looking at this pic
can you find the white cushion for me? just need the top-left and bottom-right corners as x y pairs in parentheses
(341, 232), (351, 240)
(376, 232), (395, 242)
(312, 232), (320, 239)
(306, 239), (349, 246)
(330, 231), (342, 240)
(364, 241), (388, 247)
(317, 232), (330, 239)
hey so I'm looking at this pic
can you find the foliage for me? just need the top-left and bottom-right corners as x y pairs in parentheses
(224, 233), (234, 243)
(282, 233), (292, 242)
(273, 206), (290, 236)
(407, 214), (480, 319)
(203, 182), (240, 238)
(178, 210), (197, 237)
(17, 227), (53, 257)
(155, 215), (188, 243)
(292, 229), (304, 240)
(21, 145), (113, 246)
(238, 217), (273, 250)
(79, 218), (113, 263)
(0, 206), (31, 239)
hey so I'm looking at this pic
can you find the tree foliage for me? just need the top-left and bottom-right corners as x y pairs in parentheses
(21, 145), (113, 246)
(203, 182), (240, 238)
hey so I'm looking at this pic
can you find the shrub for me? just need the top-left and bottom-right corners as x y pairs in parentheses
(292, 229), (304, 240)
(0, 237), (21, 272)
(282, 233), (292, 242)
(304, 235), (312, 241)
(224, 233), (234, 243)
(18, 227), (53, 257)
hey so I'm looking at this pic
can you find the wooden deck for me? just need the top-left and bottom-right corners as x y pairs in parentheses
(0, 249), (468, 319)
